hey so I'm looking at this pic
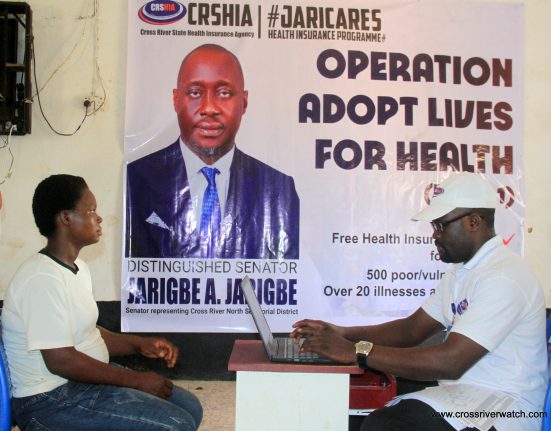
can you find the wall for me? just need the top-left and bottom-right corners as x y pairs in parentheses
(1, 0), (550, 306)
(0, 0), (127, 299)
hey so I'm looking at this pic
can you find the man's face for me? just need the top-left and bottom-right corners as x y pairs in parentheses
(173, 48), (248, 164)
(431, 209), (474, 263)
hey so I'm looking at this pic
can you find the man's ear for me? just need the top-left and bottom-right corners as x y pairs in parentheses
(467, 213), (483, 231)
(242, 90), (248, 114)
(172, 88), (179, 113)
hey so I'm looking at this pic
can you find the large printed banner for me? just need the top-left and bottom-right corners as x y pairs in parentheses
(122, 0), (524, 332)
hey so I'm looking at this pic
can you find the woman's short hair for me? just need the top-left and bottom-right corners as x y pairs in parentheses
(32, 174), (88, 237)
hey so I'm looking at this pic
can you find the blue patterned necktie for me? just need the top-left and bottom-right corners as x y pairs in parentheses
(200, 167), (221, 258)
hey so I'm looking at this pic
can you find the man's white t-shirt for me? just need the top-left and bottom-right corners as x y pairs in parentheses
(414, 236), (547, 431)
(1, 253), (109, 398)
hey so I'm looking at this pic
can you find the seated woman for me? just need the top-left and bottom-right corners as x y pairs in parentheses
(1, 174), (202, 430)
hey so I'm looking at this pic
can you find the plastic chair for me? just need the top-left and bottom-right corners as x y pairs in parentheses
(0, 354), (10, 431)
(0, 311), (12, 431)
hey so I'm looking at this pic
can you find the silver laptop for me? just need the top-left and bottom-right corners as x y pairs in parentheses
(241, 276), (337, 364)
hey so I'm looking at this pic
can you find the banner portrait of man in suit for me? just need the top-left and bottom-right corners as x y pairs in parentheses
(125, 44), (300, 259)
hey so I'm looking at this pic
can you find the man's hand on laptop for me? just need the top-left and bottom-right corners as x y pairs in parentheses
(290, 319), (357, 364)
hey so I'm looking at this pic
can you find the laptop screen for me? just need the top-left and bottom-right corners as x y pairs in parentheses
(241, 276), (276, 355)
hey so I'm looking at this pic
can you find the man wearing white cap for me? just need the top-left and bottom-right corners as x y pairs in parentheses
(291, 173), (547, 431)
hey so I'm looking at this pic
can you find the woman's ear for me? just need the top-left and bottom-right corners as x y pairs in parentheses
(58, 209), (73, 227)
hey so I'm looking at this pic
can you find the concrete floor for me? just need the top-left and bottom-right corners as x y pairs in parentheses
(177, 380), (236, 431)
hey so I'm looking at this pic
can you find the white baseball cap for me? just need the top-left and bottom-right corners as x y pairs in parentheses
(412, 173), (498, 221)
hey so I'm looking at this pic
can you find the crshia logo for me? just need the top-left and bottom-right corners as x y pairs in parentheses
(138, 1), (187, 25)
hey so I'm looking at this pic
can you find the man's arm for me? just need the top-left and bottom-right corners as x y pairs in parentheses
(342, 308), (445, 347)
(40, 347), (174, 399)
(363, 333), (488, 381)
(292, 308), (444, 348)
(291, 308), (488, 381)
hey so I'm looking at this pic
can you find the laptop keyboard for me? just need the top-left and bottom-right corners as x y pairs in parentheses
(276, 337), (321, 362)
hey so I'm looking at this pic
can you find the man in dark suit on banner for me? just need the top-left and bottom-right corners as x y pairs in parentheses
(125, 44), (299, 259)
